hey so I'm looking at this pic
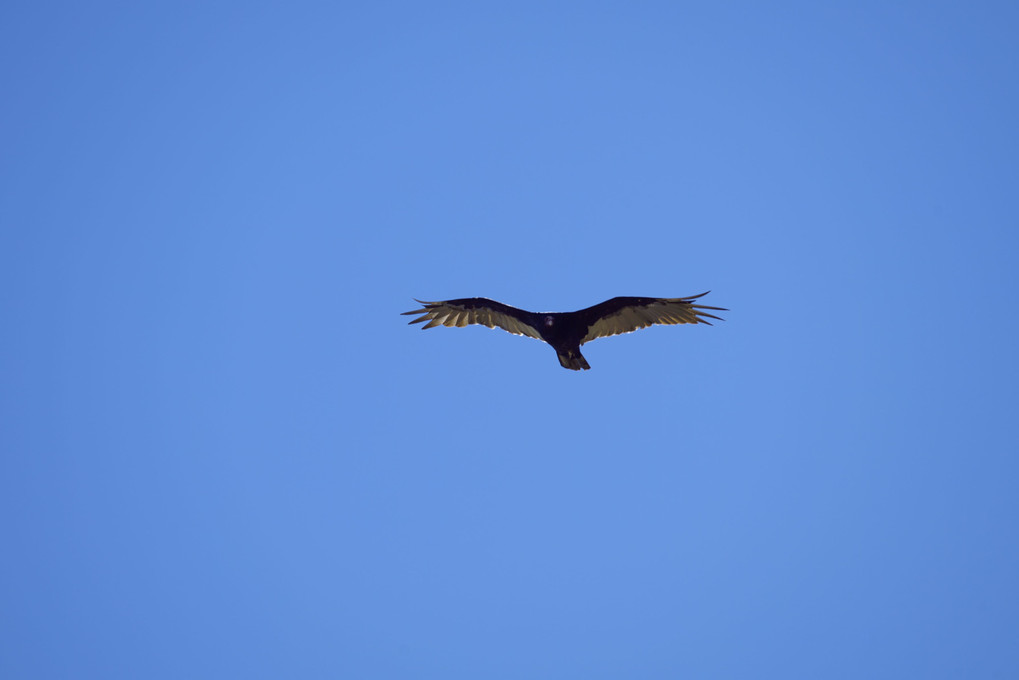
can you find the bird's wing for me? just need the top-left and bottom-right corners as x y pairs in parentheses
(578, 292), (726, 344)
(402, 298), (543, 340)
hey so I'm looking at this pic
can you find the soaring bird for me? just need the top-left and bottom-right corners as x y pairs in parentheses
(402, 292), (725, 370)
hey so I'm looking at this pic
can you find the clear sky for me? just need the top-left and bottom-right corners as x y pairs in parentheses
(2, 2), (1018, 678)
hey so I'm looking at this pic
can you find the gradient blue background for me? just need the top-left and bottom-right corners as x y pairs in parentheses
(3, 2), (1018, 677)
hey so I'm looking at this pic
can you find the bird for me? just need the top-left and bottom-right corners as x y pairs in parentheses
(402, 292), (725, 370)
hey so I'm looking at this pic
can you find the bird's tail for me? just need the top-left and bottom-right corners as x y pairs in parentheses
(557, 349), (591, 371)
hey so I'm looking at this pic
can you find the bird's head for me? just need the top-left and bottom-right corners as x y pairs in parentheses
(544, 315), (555, 327)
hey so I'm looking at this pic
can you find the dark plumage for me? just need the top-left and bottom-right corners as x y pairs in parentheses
(402, 292), (726, 370)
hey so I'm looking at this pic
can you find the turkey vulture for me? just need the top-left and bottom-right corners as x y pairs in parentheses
(402, 292), (725, 370)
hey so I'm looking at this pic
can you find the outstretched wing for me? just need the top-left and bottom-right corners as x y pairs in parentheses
(402, 298), (543, 340)
(579, 292), (726, 344)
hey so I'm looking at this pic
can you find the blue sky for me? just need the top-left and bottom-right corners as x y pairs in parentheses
(2, 1), (1018, 677)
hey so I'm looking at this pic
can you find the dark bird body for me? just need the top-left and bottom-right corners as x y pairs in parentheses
(402, 292), (725, 370)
